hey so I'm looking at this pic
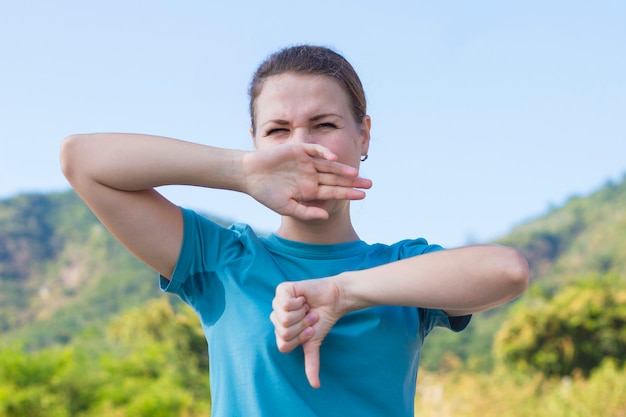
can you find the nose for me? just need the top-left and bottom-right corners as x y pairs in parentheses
(290, 127), (314, 144)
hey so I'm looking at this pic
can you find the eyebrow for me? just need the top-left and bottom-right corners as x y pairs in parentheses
(262, 113), (343, 127)
(310, 113), (343, 122)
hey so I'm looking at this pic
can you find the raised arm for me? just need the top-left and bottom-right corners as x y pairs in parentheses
(270, 244), (529, 387)
(60, 133), (245, 278)
(60, 133), (371, 278)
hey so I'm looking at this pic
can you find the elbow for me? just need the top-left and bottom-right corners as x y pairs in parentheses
(59, 134), (86, 184)
(502, 246), (530, 299)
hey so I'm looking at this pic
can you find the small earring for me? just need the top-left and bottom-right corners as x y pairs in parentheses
(360, 154), (368, 162)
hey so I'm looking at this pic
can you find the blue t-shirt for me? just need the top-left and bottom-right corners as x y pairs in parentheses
(161, 208), (470, 417)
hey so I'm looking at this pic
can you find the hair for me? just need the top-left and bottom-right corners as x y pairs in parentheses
(248, 45), (367, 133)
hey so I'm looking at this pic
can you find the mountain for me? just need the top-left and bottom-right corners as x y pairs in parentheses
(496, 175), (626, 289)
(420, 174), (626, 370)
(0, 191), (150, 347)
(1, 175), (625, 354)
(0, 190), (229, 349)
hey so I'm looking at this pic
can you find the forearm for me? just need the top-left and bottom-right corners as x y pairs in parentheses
(60, 133), (247, 192)
(337, 244), (529, 316)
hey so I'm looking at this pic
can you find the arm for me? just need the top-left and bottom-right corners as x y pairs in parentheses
(338, 244), (529, 317)
(270, 244), (529, 387)
(60, 133), (371, 278)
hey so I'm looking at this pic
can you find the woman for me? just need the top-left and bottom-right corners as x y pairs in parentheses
(60, 45), (529, 417)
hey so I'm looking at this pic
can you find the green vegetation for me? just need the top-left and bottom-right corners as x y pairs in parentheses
(496, 275), (626, 377)
(1, 175), (625, 416)
(422, 174), (626, 373)
(415, 359), (626, 417)
(498, 176), (626, 288)
(0, 190), (232, 349)
(0, 299), (210, 417)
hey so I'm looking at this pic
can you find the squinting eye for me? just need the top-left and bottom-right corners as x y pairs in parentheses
(266, 128), (289, 136)
(317, 123), (337, 129)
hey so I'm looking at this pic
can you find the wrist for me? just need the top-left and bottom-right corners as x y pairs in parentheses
(239, 150), (260, 195)
(227, 149), (250, 193)
(333, 271), (373, 315)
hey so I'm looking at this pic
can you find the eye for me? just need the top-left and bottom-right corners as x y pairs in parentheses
(316, 122), (337, 130)
(265, 128), (289, 136)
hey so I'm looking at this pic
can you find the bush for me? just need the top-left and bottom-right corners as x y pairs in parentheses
(494, 274), (626, 377)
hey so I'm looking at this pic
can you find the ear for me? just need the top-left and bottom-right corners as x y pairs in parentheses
(250, 127), (258, 150)
(359, 115), (371, 156)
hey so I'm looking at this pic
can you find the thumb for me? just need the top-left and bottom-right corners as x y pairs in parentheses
(302, 339), (321, 389)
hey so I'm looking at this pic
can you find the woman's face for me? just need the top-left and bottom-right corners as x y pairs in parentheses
(251, 72), (370, 169)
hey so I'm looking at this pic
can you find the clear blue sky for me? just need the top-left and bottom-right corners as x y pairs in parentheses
(1, 1), (624, 247)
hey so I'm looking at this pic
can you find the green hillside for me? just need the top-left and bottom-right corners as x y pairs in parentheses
(0, 191), (232, 349)
(497, 176), (626, 288)
(0, 176), (625, 416)
(2, 176), (625, 352)
(0, 191), (154, 347)
(421, 175), (626, 370)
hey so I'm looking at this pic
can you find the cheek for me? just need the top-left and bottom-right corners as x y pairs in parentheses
(253, 137), (262, 150)
(252, 133), (270, 150)
(331, 140), (361, 167)
(339, 130), (363, 153)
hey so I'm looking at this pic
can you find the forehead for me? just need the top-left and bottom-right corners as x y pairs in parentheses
(255, 73), (351, 122)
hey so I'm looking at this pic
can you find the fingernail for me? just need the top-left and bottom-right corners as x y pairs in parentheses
(307, 313), (318, 324)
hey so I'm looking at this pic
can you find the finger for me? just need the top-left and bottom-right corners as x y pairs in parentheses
(316, 172), (372, 190)
(313, 158), (358, 178)
(284, 201), (330, 221)
(303, 143), (338, 163)
(273, 283), (307, 311)
(272, 315), (317, 353)
(303, 340), (322, 389)
(315, 186), (367, 201)
(271, 304), (309, 330)
(352, 177), (373, 190)
(273, 297), (307, 313)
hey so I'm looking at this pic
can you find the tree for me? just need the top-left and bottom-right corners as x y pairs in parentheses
(0, 298), (212, 417)
(95, 298), (211, 416)
(495, 274), (626, 377)
(0, 345), (103, 417)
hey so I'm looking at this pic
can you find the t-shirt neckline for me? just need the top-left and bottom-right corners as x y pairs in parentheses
(261, 233), (371, 259)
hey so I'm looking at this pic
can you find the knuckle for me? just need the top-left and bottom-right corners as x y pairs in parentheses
(276, 281), (291, 293)
(279, 316), (292, 328)
(275, 327), (288, 339)
(274, 323), (294, 341)
(277, 340), (291, 353)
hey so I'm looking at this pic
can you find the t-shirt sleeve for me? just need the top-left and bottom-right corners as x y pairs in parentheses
(158, 207), (241, 305)
(398, 238), (472, 334)
(420, 308), (471, 339)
